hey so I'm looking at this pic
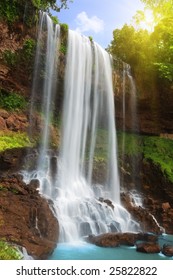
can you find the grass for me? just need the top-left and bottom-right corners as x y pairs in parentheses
(0, 131), (32, 152)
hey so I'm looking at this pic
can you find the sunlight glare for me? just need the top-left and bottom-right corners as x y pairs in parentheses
(140, 9), (155, 32)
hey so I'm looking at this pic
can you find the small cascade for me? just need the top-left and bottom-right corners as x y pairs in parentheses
(23, 13), (140, 243)
(27, 11), (60, 198)
(121, 63), (138, 137)
(120, 63), (140, 189)
(126, 65), (138, 133)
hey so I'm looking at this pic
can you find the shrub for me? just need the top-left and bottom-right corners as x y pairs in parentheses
(22, 38), (36, 61)
(50, 15), (59, 25)
(0, 90), (27, 111)
(2, 50), (18, 67)
(0, 0), (19, 23)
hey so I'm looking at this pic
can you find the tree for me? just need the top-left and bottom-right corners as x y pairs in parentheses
(32, 0), (73, 13)
(108, 0), (173, 83)
(0, 0), (73, 24)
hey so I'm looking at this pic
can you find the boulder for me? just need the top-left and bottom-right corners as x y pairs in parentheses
(86, 233), (120, 247)
(86, 232), (140, 247)
(0, 174), (59, 259)
(162, 244), (173, 257)
(136, 242), (161, 253)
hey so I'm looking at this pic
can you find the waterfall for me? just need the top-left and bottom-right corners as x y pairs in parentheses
(23, 13), (140, 242)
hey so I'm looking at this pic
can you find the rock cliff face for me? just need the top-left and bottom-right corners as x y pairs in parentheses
(113, 66), (173, 135)
(0, 20), (60, 259)
(0, 109), (29, 131)
(0, 21), (35, 97)
(0, 174), (59, 259)
(119, 157), (173, 234)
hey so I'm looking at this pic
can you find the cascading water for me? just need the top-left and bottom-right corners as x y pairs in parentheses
(23, 13), (140, 242)
(121, 63), (142, 196)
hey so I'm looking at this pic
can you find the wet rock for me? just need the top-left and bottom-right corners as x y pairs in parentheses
(110, 221), (120, 232)
(121, 192), (163, 234)
(162, 202), (171, 212)
(86, 233), (120, 247)
(104, 199), (114, 209)
(98, 197), (114, 210)
(86, 232), (162, 252)
(0, 174), (59, 259)
(162, 244), (173, 257)
(118, 232), (138, 246)
(136, 242), (161, 254)
(137, 232), (158, 243)
(0, 147), (28, 174)
(86, 232), (139, 247)
(80, 222), (92, 236)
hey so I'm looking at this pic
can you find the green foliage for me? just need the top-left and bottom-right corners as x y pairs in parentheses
(0, 240), (22, 260)
(117, 132), (142, 156)
(50, 15), (59, 25)
(88, 36), (93, 42)
(0, 0), (19, 23)
(117, 131), (173, 183)
(143, 135), (173, 182)
(22, 38), (36, 61)
(0, 90), (27, 111)
(32, 0), (73, 13)
(60, 44), (67, 54)
(2, 50), (18, 67)
(2, 38), (36, 71)
(60, 23), (68, 54)
(60, 23), (68, 33)
(0, 132), (32, 152)
(108, 0), (173, 84)
(154, 62), (173, 82)
(0, 0), (73, 25)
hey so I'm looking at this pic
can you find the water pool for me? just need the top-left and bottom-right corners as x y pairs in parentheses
(48, 234), (173, 260)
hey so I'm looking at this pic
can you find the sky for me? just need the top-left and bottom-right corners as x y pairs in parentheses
(55, 0), (145, 48)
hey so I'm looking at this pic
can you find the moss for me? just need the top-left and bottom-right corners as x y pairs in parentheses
(117, 131), (142, 156)
(143, 136), (173, 183)
(0, 132), (32, 152)
(0, 240), (22, 260)
(117, 131), (173, 183)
